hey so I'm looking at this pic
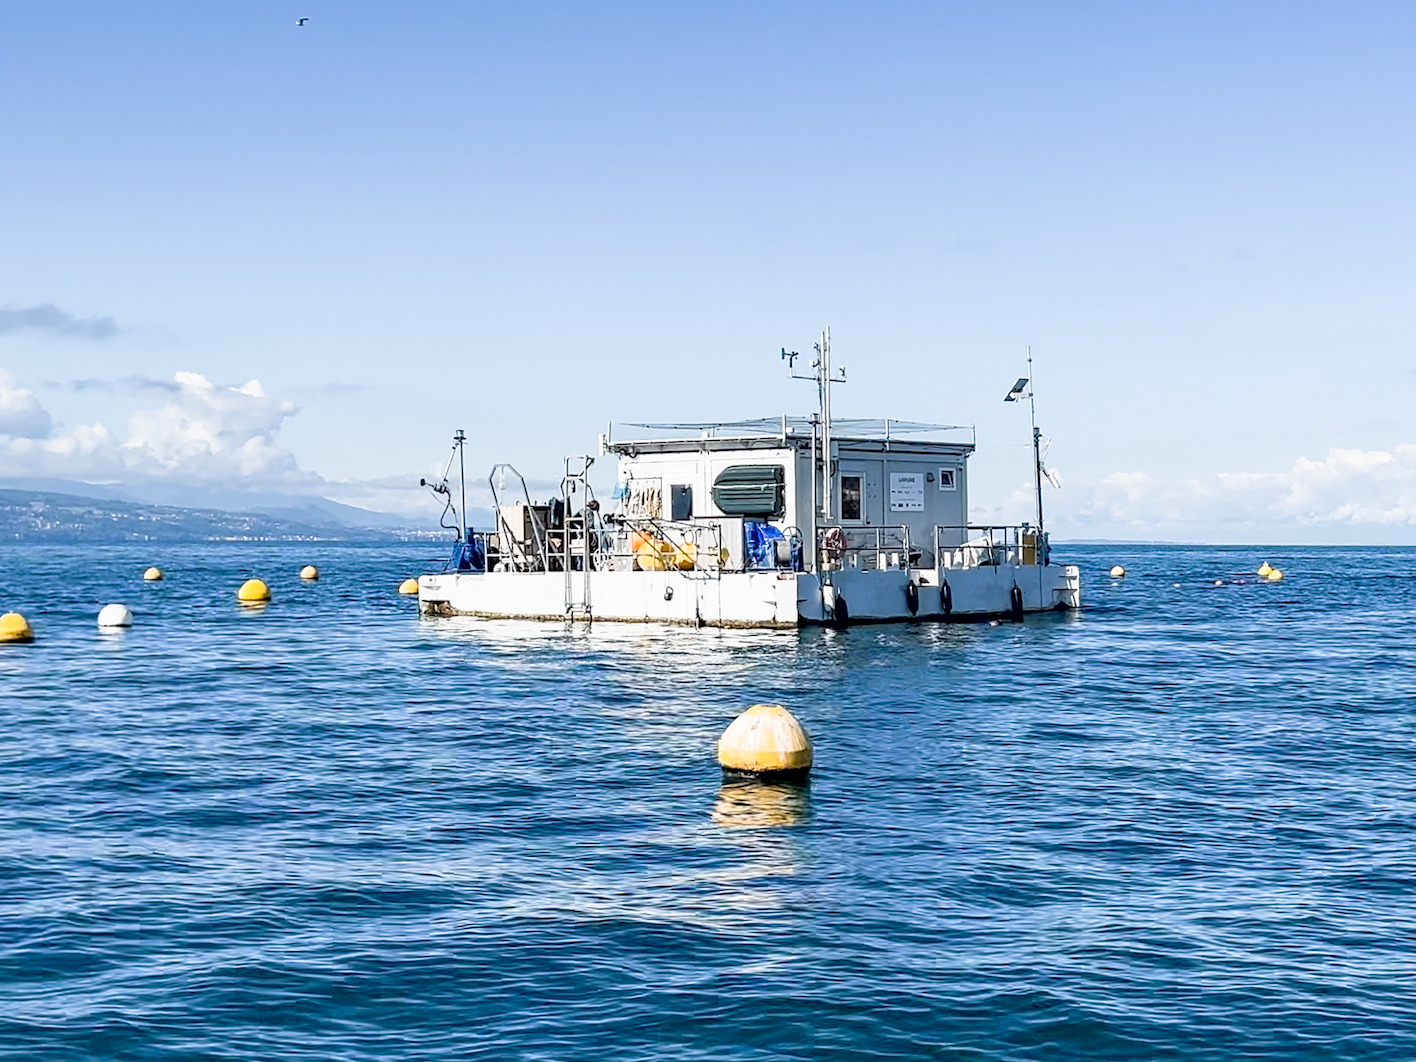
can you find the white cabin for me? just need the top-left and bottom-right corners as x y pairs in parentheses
(604, 417), (977, 569)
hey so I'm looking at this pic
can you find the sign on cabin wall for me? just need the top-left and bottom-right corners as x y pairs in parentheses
(889, 472), (925, 511)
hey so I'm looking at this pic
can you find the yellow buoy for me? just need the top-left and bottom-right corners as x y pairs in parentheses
(1257, 561), (1273, 577)
(237, 578), (271, 603)
(1110, 565), (1126, 578)
(717, 704), (812, 780)
(300, 565), (319, 581)
(398, 577), (420, 595)
(1266, 568), (1284, 582)
(143, 567), (164, 581)
(0, 612), (34, 644)
(633, 540), (668, 571)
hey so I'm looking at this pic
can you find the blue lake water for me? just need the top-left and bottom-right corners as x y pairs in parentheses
(2, 542), (1415, 1060)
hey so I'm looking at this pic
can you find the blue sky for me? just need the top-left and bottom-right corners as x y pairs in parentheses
(2, 2), (1414, 540)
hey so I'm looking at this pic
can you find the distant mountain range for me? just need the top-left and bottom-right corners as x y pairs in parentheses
(0, 488), (450, 543)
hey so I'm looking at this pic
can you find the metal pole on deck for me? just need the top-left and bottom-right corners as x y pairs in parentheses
(809, 412), (820, 572)
(455, 429), (467, 540)
(820, 329), (832, 521)
(1027, 349), (1044, 540)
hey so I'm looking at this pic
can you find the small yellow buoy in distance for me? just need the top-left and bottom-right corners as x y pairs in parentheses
(143, 567), (164, 581)
(1257, 561), (1273, 577)
(717, 703), (812, 781)
(97, 603), (133, 628)
(1266, 568), (1284, 582)
(1110, 565), (1126, 578)
(398, 577), (420, 595)
(0, 612), (34, 644)
(237, 578), (271, 604)
(300, 565), (319, 581)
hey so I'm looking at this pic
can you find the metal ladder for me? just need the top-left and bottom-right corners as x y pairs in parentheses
(562, 456), (595, 623)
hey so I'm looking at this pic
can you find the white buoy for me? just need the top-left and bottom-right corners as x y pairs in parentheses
(1214, 579), (1224, 587)
(97, 603), (133, 628)
(1110, 565), (1126, 578)
(717, 704), (812, 780)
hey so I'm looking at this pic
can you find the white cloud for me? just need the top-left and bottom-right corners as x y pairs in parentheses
(122, 371), (306, 483)
(0, 369), (54, 438)
(0, 367), (441, 518)
(1057, 445), (1416, 541)
(0, 370), (314, 487)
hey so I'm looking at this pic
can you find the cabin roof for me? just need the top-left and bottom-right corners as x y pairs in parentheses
(606, 417), (975, 455)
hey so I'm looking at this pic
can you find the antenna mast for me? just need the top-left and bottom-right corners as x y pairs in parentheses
(782, 327), (847, 520)
(455, 429), (467, 540)
(1027, 349), (1043, 538)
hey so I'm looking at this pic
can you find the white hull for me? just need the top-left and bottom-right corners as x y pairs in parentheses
(418, 564), (1080, 628)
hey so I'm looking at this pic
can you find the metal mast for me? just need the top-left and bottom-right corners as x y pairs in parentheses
(1027, 349), (1043, 538)
(455, 429), (467, 539)
(782, 327), (847, 522)
(1004, 349), (1047, 541)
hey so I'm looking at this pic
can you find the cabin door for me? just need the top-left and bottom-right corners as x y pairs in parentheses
(837, 460), (883, 526)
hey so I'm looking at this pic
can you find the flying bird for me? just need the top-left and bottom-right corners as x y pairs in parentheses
(296, 17), (309, 26)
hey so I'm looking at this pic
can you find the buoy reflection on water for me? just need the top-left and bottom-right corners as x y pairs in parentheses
(712, 779), (810, 829)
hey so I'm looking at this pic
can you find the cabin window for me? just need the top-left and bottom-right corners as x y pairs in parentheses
(938, 468), (957, 491)
(841, 475), (863, 521)
(711, 464), (785, 518)
(671, 484), (693, 521)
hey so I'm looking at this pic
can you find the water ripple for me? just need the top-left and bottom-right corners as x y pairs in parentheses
(2, 543), (1416, 1059)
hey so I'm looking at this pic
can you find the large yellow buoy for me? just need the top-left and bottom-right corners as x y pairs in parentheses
(1266, 568), (1284, 582)
(1110, 565), (1126, 578)
(237, 578), (271, 603)
(398, 577), (420, 595)
(717, 704), (812, 780)
(1257, 561), (1273, 577)
(0, 612), (34, 644)
(633, 540), (668, 571)
(300, 565), (319, 581)
(143, 567), (164, 581)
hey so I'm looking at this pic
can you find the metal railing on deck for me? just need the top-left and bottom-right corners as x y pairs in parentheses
(933, 525), (1046, 569)
(817, 526), (920, 572)
(814, 524), (1047, 571)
